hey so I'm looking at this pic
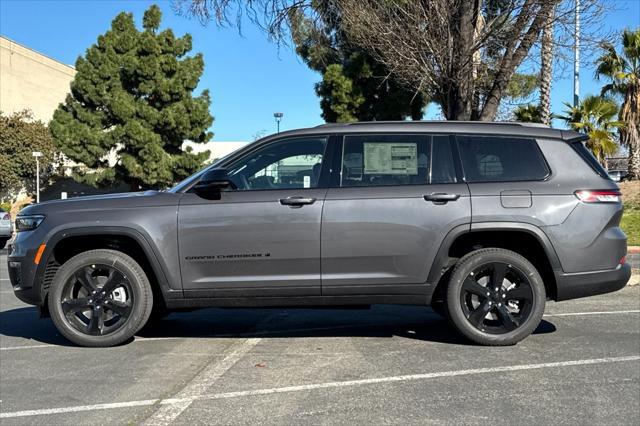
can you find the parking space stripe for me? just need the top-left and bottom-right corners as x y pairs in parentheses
(544, 310), (640, 317)
(1, 355), (638, 419)
(0, 344), (54, 351)
(142, 338), (262, 425)
(0, 399), (159, 418)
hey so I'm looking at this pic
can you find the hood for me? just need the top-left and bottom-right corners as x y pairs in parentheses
(20, 190), (181, 216)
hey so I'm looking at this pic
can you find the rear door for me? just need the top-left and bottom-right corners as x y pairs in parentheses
(178, 135), (330, 297)
(321, 133), (471, 296)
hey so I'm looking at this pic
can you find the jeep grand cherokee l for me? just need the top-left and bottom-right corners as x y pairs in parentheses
(8, 121), (631, 347)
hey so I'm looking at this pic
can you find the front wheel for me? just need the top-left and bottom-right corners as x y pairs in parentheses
(49, 249), (153, 347)
(446, 248), (545, 346)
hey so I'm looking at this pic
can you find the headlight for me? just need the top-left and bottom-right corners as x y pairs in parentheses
(15, 215), (45, 232)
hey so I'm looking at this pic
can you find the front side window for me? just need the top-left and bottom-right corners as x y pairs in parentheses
(340, 134), (456, 187)
(227, 137), (327, 190)
(457, 136), (550, 182)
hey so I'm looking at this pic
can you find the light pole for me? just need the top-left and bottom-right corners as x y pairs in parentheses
(32, 151), (42, 203)
(573, 0), (580, 107)
(273, 112), (283, 133)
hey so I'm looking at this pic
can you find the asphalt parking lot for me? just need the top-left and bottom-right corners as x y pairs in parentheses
(1, 252), (639, 425)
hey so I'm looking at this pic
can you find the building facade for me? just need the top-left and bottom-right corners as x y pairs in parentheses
(0, 36), (76, 122)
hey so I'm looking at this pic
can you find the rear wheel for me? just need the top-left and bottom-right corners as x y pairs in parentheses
(0, 238), (8, 250)
(446, 248), (545, 346)
(49, 249), (153, 347)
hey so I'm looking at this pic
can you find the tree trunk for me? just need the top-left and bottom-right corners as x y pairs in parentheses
(539, 8), (554, 125)
(446, 0), (481, 121)
(627, 141), (640, 181)
(479, 0), (558, 121)
(621, 87), (640, 180)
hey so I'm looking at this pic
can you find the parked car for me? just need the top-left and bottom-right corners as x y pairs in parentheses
(8, 122), (631, 347)
(607, 170), (627, 182)
(0, 208), (12, 249)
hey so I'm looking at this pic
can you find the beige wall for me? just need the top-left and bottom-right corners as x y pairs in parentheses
(0, 36), (75, 123)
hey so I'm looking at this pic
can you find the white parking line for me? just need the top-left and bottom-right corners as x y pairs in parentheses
(143, 337), (262, 425)
(544, 310), (640, 317)
(1, 355), (638, 419)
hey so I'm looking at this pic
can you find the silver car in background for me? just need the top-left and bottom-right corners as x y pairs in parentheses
(0, 208), (12, 249)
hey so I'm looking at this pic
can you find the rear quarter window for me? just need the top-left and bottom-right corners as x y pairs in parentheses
(457, 135), (550, 182)
(570, 140), (611, 179)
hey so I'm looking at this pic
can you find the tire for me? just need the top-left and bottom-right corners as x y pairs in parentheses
(49, 249), (153, 347)
(0, 238), (7, 250)
(446, 248), (545, 346)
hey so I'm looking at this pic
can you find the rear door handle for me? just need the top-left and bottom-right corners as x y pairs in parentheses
(279, 196), (317, 207)
(423, 193), (460, 204)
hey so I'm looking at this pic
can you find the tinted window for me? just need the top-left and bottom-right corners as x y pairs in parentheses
(457, 136), (549, 182)
(227, 137), (327, 190)
(340, 134), (456, 187)
(570, 141), (610, 179)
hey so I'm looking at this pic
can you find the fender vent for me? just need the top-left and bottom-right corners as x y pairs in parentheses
(41, 258), (60, 296)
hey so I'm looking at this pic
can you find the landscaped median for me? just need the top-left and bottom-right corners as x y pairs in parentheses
(620, 181), (639, 286)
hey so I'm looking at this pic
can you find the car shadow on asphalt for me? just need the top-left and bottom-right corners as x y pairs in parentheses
(0, 306), (556, 347)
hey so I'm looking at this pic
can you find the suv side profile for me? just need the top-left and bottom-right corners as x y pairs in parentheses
(8, 122), (631, 347)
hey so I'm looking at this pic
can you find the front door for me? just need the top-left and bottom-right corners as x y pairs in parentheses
(178, 136), (329, 297)
(321, 133), (471, 295)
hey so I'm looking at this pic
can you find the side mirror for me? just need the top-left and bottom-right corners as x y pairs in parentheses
(194, 168), (235, 199)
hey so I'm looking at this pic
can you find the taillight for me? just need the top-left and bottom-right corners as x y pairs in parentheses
(574, 190), (622, 203)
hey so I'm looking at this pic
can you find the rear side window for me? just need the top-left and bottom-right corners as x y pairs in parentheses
(457, 136), (550, 182)
(340, 134), (456, 187)
(570, 140), (611, 179)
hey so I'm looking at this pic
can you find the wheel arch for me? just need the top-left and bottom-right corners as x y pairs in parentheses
(37, 226), (178, 315)
(428, 222), (562, 302)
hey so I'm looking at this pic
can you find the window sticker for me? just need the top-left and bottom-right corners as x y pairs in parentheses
(364, 143), (418, 175)
(303, 175), (311, 188)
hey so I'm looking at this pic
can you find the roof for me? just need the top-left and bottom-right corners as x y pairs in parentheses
(273, 121), (583, 141)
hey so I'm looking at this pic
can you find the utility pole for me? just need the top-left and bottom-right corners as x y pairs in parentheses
(32, 151), (42, 203)
(273, 112), (283, 133)
(573, 0), (580, 107)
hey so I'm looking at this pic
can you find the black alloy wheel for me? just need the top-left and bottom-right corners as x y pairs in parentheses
(60, 264), (134, 336)
(459, 262), (534, 334)
(446, 248), (546, 346)
(49, 249), (153, 347)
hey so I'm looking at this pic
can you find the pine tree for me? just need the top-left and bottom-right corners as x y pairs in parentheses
(290, 7), (427, 123)
(50, 5), (213, 190)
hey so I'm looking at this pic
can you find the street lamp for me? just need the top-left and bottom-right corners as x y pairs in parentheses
(32, 151), (42, 203)
(273, 112), (284, 133)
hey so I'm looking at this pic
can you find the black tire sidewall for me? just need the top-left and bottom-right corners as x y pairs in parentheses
(446, 248), (546, 346)
(49, 249), (153, 347)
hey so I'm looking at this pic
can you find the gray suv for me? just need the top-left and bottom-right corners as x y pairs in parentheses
(8, 122), (631, 347)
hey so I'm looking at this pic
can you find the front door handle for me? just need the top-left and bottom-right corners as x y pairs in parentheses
(279, 196), (317, 208)
(423, 193), (460, 204)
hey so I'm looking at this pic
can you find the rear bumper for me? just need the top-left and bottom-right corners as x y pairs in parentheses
(555, 263), (631, 301)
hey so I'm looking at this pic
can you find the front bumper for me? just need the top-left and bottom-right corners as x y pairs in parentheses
(555, 263), (631, 301)
(7, 232), (48, 306)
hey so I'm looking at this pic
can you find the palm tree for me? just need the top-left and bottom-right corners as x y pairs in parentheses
(559, 95), (623, 165)
(596, 28), (640, 180)
(513, 103), (542, 123)
(539, 7), (555, 125)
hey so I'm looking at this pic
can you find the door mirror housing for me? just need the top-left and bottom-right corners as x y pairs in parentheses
(194, 168), (235, 199)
